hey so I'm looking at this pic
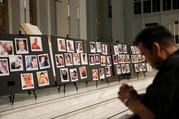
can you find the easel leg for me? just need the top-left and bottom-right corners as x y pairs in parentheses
(9, 93), (12, 102)
(74, 82), (78, 92)
(11, 93), (15, 105)
(143, 72), (146, 79)
(85, 81), (88, 87)
(106, 78), (109, 85)
(32, 90), (37, 100)
(28, 90), (31, 96)
(63, 84), (66, 95)
(96, 81), (98, 88)
(137, 73), (139, 79)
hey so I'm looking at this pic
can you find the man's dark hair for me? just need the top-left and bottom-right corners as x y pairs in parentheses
(134, 25), (174, 49)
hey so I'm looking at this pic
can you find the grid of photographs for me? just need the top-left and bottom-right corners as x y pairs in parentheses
(130, 45), (147, 73)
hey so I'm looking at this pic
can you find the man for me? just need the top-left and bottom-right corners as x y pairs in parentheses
(32, 38), (40, 49)
(118, 25), (179, 119)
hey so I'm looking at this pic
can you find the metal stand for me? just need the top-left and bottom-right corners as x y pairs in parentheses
(143, 72), (146, 79)
(74, 82), (78, 92)
(96, 81), (98, 88)
(9, 93), (15, 105)
(85, 81), (88, 87)
(137, 72), (139, 79)
(64, 84), (66, 94)
(32, 90), (37, 100)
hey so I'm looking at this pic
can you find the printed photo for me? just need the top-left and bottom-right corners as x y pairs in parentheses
(121, 64), (126, 74)
(139, 63), (143, 72)
(142, 63), (147, 72)
(99, 68), (105, 79)
(121, 55), (126, 63)
(122, 44), (127, 53)
(57, 38), (66, 52)
(116, 65), (121, 74)
(89, 54), (95, 65)
(21, 73), (34, 90)
(92, 69), (98, 80)
(135, 46), (140, 54)
(126, 54), (131, 63)
(102, 44), (107, 55)
(75, 41), (83, 53)
(9, 55), (23, 72)
(25, 55), (38, 71)
(0, 40), (14, 56)
(38, 54), (50, 69)
(131, 55), (135, 63)
(107, 56), (112, 66)
(70, 68), (78, 82)
(142, 54), (146, 62)
(64, 53), (73, 66)
(125, 64), (130, 73)
(113, 55), (118, 65)
(55, 54), (65, 68)
(60, 68), (70, 82)
(130, 46), (136, 54)
(30, 36), (43, 51)
(66, 40), (74, 52)
(90, 42), (96, 53)
(134, 64), (140, 72)
(81, 53), (88, 65)
(118, 44), (123, 53)
(118, 54), (122, 63)
(37, 71), (49, 87)
(79, 66), (87, 79)
(114, 45), (118, 55)
(0, 59), (9, 76)
(95, 54), (100, 65)
(15, 38), (29, 54)
(101, 55), (106, 66)
(73, 53), (80, 65)
(105, 66), (111, 77)
(138, 54), (142, 62)
(96, 42), (102, 53)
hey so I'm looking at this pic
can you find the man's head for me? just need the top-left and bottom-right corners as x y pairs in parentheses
(134, 25), (177, 69)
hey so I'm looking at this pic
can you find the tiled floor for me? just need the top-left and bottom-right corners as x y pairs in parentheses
(0, 72), (156, 119)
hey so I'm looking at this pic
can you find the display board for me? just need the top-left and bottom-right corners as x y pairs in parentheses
(130, 45), (147, 73)
(111, 43), (131, 76)
(0, 35), (55, 96)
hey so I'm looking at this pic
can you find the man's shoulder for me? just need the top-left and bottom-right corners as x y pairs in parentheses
(167, 54), (179, 68)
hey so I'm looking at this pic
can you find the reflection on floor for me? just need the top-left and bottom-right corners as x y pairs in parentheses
(0, 72), (156, 119)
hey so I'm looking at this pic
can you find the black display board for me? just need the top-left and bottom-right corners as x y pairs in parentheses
(0, 35), (55, 96)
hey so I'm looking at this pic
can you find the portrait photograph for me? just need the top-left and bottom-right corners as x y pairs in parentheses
(113, 55), (118, 65)
(105, 66), (111, 77)
(125, 64), (130, 73)
(64, 53), (73, 66)
(0, 59), (9, 76)
(134, 64), (140, 72)
(116, 65), (121, 74)
(37, 71), (49, 87)
(126, 54), (131, 63)
(122, 44), (127, 53)
(138, 54), (142, 62)
(79, 66), (87, 79)
(121, 55), (126, 63)
(142, 54), (146, 62)
(21, 73), (34, 90)
(95, 54), (100, 65)
(30, 36), (43, 51)
(130, 46), (136, 54)
(15, 38), (29, 54)
(70, 68), (78, 82)
(142, 63), (147, 72)
(118, 54), (122, 63)
(90, 42), (96, 53)
(92, 69), (98, 80)
(60, 68), (70, 82)
(0, 40), (14, 57)
(38, 54), (50, 69)
(102, 44), (107, 55)
(55, 54), (65, 68)
(118, 44), (123, 53)
(107, 56), (112, 66)
(81, 53), (88, 65)
(25, 55), (38, 71)
(121, 64), (126, 74)
(57, 38), (66, 52)
(89, 54), (95, 65)
(9, 55), (23, 72)
(101, 55), (106, 66)
(75, 41), (83, 53)
(73, 53), (80, 65)
(96, 42), (102, 53)
(99, 68), (105, 79)
(114, 45), (118, 55)
(66, 40), (74, 52)
(139, 63), (143, 72)
(135, 55), (139, 63)
(131, 55), (136, 63)
(135, 46), (141, 54)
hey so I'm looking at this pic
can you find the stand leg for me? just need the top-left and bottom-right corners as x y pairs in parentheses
(137, 73), (139, 79)
(63, 84), (66, 95)
(28, 90), (31, 96)
(11, 93), (15, 105)
(9, 93), (12, 102)
(58, 85), (61, 93)
(85, 81), (88, 87)
(96, 81), (98, 88)
(143, 72), (146, 79)
(74, 82), (78, 92)
(106, 78), (109, 85)
(32, 90), (37, 100)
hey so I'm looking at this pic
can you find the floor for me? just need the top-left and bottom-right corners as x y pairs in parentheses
(0, 72), (156, 119)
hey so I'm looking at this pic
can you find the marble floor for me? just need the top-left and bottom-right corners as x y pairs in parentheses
(0, 72), (155, 119)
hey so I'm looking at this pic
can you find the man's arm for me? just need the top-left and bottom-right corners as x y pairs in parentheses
(118, 84), (156, 119)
